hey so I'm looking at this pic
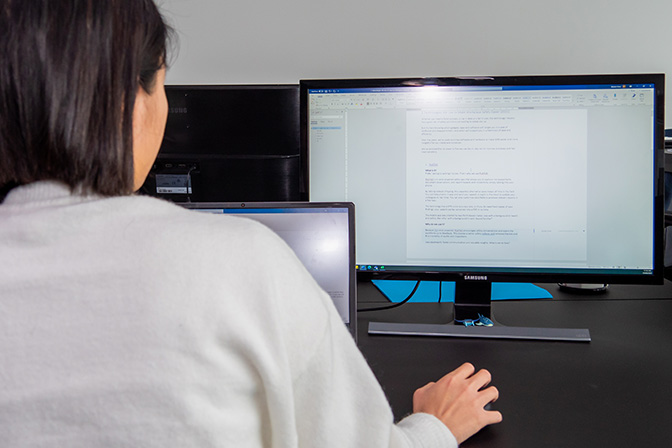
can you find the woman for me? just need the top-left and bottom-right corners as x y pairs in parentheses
(0, 1), (501, 446)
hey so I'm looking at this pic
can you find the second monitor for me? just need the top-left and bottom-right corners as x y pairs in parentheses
(142, 84), (302, 203)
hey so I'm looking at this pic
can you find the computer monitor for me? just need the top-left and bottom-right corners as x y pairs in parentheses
(140, 84), (301, 202)
(301, 74), (666, 341)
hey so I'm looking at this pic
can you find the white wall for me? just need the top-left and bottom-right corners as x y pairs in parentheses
(158, 0), (672, 127)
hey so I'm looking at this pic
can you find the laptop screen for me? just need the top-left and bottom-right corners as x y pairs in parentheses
(180, 202), (357, 339)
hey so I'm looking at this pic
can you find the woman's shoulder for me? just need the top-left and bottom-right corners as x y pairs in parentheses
(116, 195), (291, 259)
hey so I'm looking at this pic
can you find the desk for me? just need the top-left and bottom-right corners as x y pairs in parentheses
(356, 280), (672, 447)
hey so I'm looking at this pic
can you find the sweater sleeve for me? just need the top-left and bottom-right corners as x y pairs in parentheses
(216, 218), (458, 448)
(395, 413), (459, 448)
(289, 296), (458, 448)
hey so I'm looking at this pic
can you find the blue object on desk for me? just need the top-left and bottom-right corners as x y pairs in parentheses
(371, 280), (553, 303)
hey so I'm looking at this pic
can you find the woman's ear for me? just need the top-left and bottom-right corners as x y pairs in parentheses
(131, 68), (168, 191)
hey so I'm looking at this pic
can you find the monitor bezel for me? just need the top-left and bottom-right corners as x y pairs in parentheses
(300, 73), (666, 286)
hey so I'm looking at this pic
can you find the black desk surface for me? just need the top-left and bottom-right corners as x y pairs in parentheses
(356, 280), (672, 448)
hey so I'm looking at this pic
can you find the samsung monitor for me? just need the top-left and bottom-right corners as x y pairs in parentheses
(141, 84), (301, 203)
(301, 74), (666, 341)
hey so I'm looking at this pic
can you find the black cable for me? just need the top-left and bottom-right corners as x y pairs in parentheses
(437, 280), (443, 303)
(184, 166), (195, 203)
(358, 280), (422, 312)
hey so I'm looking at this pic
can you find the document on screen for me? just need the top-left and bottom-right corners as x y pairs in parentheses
(406, 107), (589, 267)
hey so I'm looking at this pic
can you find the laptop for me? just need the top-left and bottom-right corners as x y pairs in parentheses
(180, 202), (357, 340)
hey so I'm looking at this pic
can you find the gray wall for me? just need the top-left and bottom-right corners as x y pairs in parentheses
(159, 0), (672, 127)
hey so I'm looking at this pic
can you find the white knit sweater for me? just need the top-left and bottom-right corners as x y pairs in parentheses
(0, 181), (457, 448)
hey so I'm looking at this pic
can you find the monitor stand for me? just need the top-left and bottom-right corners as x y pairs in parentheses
(368, 280), (591, 342)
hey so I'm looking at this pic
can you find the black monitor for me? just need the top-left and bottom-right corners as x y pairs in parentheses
(141, 84), (301, 202)
(301, 74), (666, 341)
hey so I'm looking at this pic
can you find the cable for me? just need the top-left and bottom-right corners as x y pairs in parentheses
(437, 281), (443, 303)
(184, 165), (195, 203)
(358, 280), (421, 312)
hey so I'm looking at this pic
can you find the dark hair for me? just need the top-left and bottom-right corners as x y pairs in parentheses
(0, 0), (173, 197)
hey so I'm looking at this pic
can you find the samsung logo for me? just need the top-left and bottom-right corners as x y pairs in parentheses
(464, 275), (488, 281)
(170, 107), (188, 114)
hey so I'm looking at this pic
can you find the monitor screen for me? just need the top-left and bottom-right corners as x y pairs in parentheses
(302, 74), (665, 339)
